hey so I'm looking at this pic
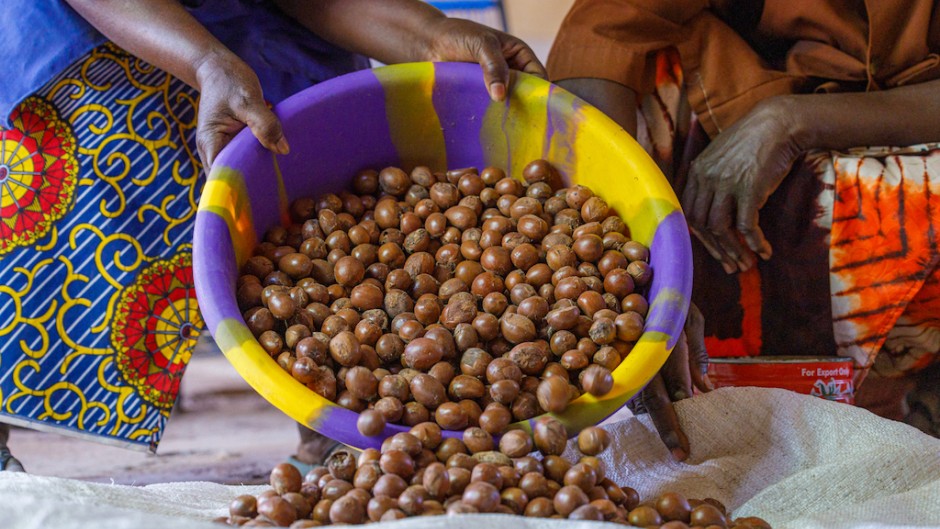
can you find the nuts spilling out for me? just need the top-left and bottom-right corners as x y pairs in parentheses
(238, 161), (655, 437)
(216, 422), (772, 528)
(220, 161), (772, 528)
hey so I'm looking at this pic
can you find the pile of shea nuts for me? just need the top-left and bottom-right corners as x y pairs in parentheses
(217, 421), (771, 528)
(237, 160), (653, 437)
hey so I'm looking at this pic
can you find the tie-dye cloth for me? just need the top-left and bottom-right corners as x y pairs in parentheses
(637, 49), (940, 425)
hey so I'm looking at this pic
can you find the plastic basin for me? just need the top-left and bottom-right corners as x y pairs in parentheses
(193, 62), (692, 449)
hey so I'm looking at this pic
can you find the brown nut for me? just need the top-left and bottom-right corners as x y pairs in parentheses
(373, 473), (409, 498)
(349, 283), (384, 311)
(389, 432), (424, 456)
(536, 376), (570, 414)
(500, 313), (537, 344)
(577, 426), (611, 456)
(270, 463), (303, 495)
(581, 197), (609, 223)
(489, 379), (521, 405)
(421, 462), (450, 500)
(332, 255), (365, 287)
(379, 450), (415, 479)
(541, 455), (570, 483)
(462, 481), (501, 513)
(401, 337), (444, 370)
(629, 505), (664, 526)
(357, 409), (386, 437)
(570, 504), (604, 521)
(434, 401), (469, 430)
(501, 487), (529, 514)
(258, 496), (298, 526)
(656, 492), (692, 523)
(553, 485), (589, 517)
(407, 421), (443, 451)
(461, 426), (494, 454)
(478, 405), (512, 435)
(533, 417), (568, 456)
(328, 331), (361, 367)
(345, 366), (378, 400)
(398, 485), (429, 515)
(329, 495), (366, 524)
(410, 373), (447, 409)
(230, 495), (258, 518)
(691, 503), (727, 527)
(353, 461), (382, 490)
(366, 496), (398, 522)
(507, 341), (549, 376)
(511, 392), (541, 421)
(580, 364), (614, 397)
(498, 429), (534, 458)
(615, 311), (645, 342)
(525, 496), (556, 518)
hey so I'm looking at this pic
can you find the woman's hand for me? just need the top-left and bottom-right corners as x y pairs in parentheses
(274, 0), (545, 103)
(630, 303), (712, 461)
(421, 17), (546, 101)
(63, 0), (289, 170)
(194, 54), (289, 169)
(682, 97), (806, 273)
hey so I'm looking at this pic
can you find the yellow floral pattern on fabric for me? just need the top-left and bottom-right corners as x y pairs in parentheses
(111, 252), (201, 410)
(0, 45), (203, 451)
(45, 45), (201, 240)
(0, 97), (79, 254)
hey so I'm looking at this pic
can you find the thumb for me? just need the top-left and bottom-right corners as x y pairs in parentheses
(736, 195), (772, 260)
(237, 99), (290, 156)
(642, 374), (691, 462)
(684, 303), (714, 392)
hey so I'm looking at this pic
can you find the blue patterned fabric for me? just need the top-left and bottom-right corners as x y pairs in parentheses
(0, 0), (370, 126)
(0, 46), (204, 451)
(0, 39), (363, 451)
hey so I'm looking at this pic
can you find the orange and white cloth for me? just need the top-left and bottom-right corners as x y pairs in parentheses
(637, 50), (940, 385)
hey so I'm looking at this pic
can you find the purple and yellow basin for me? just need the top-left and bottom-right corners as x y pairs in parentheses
(193, 62), (692, 450)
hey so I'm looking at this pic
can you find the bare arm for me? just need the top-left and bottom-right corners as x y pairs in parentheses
(683, 78), (940, 271)
(63, 0), (287, 167)
(556, 78), (639, 137)
(790, 79), (940, 150)
(274, 0), (545, 101)
(63, 0), (233, 90)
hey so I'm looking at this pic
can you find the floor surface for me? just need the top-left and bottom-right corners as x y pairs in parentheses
(6, 344), (297, 485)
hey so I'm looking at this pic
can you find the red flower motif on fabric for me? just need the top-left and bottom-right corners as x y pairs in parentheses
(0, 97), (78, 254)
(112, 252), (203, 409)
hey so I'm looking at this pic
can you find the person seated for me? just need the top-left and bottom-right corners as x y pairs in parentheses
(548, 0), (940, 456)
(0, 0), (543, 472)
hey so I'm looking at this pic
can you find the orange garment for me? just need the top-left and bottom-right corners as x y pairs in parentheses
(568, 45), (940, 386)
(548, 0), (940, 137)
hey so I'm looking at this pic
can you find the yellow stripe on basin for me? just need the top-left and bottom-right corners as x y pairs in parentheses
(481, 74), (681, 246)
(215, 318), (330, 427)
(374, 63), (447, 171)
(200, 166), (256, 266)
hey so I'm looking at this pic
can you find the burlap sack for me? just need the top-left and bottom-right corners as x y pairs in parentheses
(2, 387), (938, 529)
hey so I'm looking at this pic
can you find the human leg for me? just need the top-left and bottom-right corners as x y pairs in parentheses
(0, 423), (24, 472)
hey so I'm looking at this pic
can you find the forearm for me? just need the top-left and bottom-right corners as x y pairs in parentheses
(274, 0), (447, 65)
(63, 0), (237, 89)
(785, 79), (940, 150)
(556, 78), (639, 137)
